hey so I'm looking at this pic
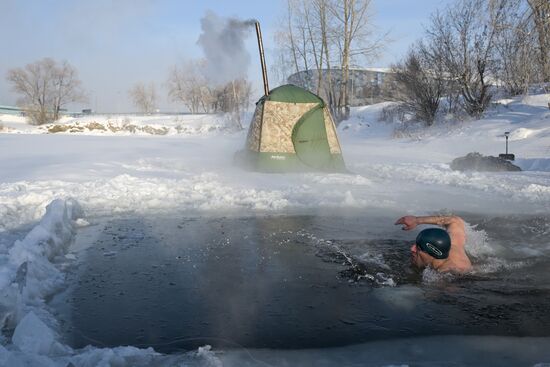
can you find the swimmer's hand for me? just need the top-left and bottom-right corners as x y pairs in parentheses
(395, 216), (417, 230)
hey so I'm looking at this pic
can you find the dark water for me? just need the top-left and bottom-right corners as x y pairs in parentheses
(50, 214), (550, 353)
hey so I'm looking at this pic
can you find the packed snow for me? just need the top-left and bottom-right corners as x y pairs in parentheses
(0, 94), (549, 366)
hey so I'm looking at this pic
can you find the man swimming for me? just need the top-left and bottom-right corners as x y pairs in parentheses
(394, 215), (472, 274)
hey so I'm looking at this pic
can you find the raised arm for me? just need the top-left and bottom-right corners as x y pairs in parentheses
(395, 215), (464, 231)
(395, 215), (466, 246)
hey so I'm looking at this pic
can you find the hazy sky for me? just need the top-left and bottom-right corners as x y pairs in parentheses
(0, 0), (454, 112)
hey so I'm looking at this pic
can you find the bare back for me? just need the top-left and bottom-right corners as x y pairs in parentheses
(438, 217), (471, 273)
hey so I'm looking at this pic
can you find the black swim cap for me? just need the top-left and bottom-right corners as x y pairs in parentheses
(415, 228), (451, 259)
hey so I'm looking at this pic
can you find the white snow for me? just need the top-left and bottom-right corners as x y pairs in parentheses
(0, 93), (549, 365)
(0, 113), (242, 136)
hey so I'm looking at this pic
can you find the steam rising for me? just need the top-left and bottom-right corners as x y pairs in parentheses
(197, 11), (257, 86)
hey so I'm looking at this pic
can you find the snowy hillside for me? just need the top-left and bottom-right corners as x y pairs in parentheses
(0, 94), (549, 366)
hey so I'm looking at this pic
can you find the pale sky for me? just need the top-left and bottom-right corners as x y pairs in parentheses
(0, 0), (454, 112)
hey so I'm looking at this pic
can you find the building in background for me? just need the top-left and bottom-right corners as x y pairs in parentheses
(287, 68), (395, 106)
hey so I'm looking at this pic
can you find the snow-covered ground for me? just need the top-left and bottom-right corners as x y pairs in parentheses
(0, 94), (549, 366)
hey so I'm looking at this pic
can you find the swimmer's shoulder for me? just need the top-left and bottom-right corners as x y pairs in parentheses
(438, 258), (472, 274)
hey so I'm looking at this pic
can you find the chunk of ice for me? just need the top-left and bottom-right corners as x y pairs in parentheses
(12, 311), (55, 355)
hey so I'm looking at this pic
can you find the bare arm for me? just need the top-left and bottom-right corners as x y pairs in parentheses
(395, 215), (466, 246)
(415, 216), (464, 229)
(395, 215), (464, 231)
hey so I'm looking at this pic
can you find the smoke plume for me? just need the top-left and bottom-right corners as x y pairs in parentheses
(197, 11), (257, 86)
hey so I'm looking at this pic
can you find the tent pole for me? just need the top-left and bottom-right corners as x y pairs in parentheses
(255, 21), (270, 97)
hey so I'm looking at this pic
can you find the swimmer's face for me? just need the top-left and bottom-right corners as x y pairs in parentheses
(410, 243), (430, 268)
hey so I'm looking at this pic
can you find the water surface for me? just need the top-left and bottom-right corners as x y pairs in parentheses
(50, 213), (550, 354)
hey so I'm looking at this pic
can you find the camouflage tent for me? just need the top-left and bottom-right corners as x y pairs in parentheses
(237, 84), (346, 172)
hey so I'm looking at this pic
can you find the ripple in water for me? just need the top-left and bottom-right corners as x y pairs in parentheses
(48, 213), (550, 353)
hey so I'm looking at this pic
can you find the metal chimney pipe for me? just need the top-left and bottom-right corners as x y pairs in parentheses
(255, 21), (270, 96)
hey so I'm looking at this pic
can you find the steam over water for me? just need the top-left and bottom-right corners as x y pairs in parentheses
(50, 212), (550, 355)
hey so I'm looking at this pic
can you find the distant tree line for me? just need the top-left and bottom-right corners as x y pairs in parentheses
(165, 60), (252, 129)
(5, 58), (252, 128)
(390, 0), (549, 126)
(130, 59), (253, 129)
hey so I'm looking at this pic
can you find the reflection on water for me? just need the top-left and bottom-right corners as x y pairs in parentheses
(50, 213), (550, 353)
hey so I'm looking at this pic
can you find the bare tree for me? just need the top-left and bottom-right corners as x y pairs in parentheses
(426, 0), (508, 116)
(275, 0), (330, 88)
(51, 61), (86, 120)
(129, 82), (157, 114)
(274, 0), (317, 88)
(211, 79), (251, 112)
(6, 58), (85, 125)
(211, 78), (252, 129)
(391, 46), (446, 125)
(330, 0), (367, 120)
(494, 0), (538, 95)
(271, 30), (297, 86)
(317, 0), (337, 113)
(167, 60), (213, 113)
(277, 0), (384, 122)
(527, 0), (550, 83)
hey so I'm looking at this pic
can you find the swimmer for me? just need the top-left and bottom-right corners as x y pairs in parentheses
(394, 215), (472, 274)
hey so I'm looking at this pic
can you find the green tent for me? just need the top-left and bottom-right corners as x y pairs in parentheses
(237, 84), (346, 172)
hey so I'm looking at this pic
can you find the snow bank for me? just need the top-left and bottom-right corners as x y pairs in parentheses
(0, 199), (81, 329)
(0, 342), (218, 367)
(522, 93), (550, 107)
(0, 113), (245, 136)
(7, 199), (82, 267)
(0, 114), (26, 124)
(0, 173), (388, 233)
(0, 199), (77, 363)
(516, 158), (550, 171)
